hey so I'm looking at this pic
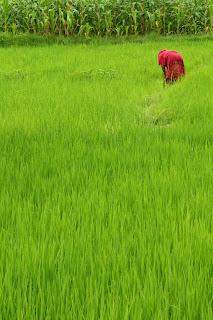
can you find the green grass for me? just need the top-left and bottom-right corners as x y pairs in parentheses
(0, 35), (212, 319)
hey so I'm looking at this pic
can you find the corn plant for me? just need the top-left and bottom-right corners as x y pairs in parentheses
(0, 0), (212, 36)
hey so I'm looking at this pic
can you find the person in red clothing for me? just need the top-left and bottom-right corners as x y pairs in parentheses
(158, 50), (185, 84)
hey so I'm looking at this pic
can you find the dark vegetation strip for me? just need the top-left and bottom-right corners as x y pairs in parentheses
(0, 32), (212, 47)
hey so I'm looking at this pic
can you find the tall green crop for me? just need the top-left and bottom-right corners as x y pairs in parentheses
(0, 1), (212, 36)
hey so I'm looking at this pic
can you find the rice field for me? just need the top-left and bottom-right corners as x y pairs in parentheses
(0, 35), (213, 319)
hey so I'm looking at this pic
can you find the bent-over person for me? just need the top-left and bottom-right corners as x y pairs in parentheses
(158, 50), (185, 84)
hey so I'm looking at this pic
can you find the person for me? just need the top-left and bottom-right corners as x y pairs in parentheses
(158, 50), (185, 84)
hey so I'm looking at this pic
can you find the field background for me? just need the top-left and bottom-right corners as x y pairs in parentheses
(0, 36), (212, 319)
(0, 0), (212, 35)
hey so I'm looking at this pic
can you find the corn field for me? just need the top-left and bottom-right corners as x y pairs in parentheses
(0, 0), (212, 36)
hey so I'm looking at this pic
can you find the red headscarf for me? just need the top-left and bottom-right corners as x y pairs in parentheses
(158, 50), (184, 66)
(158, 50), (167, 65)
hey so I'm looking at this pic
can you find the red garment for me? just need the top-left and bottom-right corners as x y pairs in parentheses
(158, 50), (185, 82)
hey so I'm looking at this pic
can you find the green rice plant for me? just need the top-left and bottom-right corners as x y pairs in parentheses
(0, 36), (212, 319)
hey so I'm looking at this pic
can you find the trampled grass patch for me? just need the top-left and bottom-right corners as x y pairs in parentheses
(0, 36), (212, 319)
